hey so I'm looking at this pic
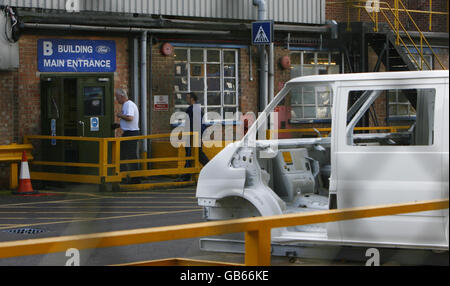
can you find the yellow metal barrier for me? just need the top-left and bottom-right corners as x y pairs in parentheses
(23, 133), (201, 188)
(266, 126), (410, 139)
(0, 144), (34, 189)
(0, 199), (446, 265)
(23, 127), (411, 188)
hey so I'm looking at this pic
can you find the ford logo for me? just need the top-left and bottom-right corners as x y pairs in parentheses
(96, 46), (110, 54)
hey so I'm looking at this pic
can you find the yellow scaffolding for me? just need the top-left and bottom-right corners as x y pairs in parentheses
(332, 0), (448, 70)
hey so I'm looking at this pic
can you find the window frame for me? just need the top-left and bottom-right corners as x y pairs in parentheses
(173, 47), (239, 123)
(345, 87), (437, 148)
(289, 51), (342, 122)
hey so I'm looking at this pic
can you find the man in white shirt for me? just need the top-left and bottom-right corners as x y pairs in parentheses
(115, 89), (140, 179)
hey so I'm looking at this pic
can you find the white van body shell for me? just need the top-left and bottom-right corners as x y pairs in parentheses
(196, 71), (449, 250)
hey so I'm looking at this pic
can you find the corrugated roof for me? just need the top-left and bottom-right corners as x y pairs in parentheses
(2, 0), (325, 24)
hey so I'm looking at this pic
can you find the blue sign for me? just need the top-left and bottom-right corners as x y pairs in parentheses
(51, 118), (56, 146)
(38, 39), (116, 72)
(252, 21), (273, 45)
(90, 117), (99, 132)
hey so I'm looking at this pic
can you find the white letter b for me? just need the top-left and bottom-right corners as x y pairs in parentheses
(43, 41), (53, 56)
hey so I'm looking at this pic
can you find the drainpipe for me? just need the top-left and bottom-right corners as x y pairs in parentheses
(133, 37), (139, 109)
(253, 0), (268, 112)
(141, 31), (148, 166)
(268, 42), (274, 131)
(268, 42), (274, 105)
(253, 0), (267, 21)
(132, 37), (141, 166)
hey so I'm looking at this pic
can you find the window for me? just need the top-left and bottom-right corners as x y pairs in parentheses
(408, 52), (433, 71)
(83, 86), (104, 116)
(346, 88), (435, 146)
(290, 51), (341, 121)
(388, 89), (416, 118)
(289, 85), (333, 120)
(174, 48), (239, 122)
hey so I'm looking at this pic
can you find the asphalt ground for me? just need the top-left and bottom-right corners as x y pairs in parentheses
(0, 184), (446, 267)
(0, 184), (213, 266)
(0, 183), (360, 266)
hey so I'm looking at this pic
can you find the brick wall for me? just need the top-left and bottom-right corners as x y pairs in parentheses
(0, 70), (18, 187)
(239, 47), (259, 115)
(0, 34), (129, 189)
(150, 43), (175, 135)
(0, 71), (17, 145)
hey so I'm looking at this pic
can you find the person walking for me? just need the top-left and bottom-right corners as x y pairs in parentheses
(115, 89), (140, 183)
(177, 92), (209, 182)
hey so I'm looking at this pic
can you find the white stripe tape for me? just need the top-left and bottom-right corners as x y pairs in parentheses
(20, 162), (30, 179)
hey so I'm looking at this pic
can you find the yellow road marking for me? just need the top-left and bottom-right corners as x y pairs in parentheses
(101, 196), (197, 199)
(0, 209), (202, 231)
(0, 211), (157, 214)
(0, 197), (102, 208)
(0, 194), (196, 208)
(7, 201), (198, 205)
(38, 191), (108, 198)
(115, 191), (195, 195)
(0, 206), (200, 209)
(0, 217), (120, 220)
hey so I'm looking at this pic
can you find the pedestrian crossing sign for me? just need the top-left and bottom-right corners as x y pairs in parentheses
(252, 21), (273, 45)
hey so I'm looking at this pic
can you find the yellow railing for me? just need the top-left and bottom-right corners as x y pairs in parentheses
(0, 199), (447, 266)
(266, 125), (410, 139)
(23, 127), (410, 186)
(24, 133), (201, 187)
(334, 0), (448, 70)
(0, 144), (34, 189)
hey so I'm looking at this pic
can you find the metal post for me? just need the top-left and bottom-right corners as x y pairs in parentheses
(395, 0), (400, 45)
(429, 0), (432, 31)
(98, 138), (108, 178)
(133, 37), (139, 109)
(268, 43), (274, 133)
(253, 0), (268, 112)
(245, 228), (271, 266)
(140, 31), (148, 169)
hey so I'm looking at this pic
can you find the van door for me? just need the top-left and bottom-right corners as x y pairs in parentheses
(334, 79), (447, 248)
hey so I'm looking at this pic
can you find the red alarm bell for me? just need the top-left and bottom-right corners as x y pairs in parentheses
(161, 43), (174, 56)
(280, 55), (291, 70)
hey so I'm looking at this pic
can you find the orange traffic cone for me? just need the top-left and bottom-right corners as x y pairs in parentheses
(13, 151), (38, 195)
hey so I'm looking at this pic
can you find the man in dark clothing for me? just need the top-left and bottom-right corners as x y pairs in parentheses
(177, 92), (209, 181)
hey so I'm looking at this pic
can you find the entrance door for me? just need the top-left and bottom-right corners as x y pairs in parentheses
(40, 77), (64, 167)
(77, 76), (114, 138)
(76, 76), (114, 169)
(40, 75), (114, 173)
